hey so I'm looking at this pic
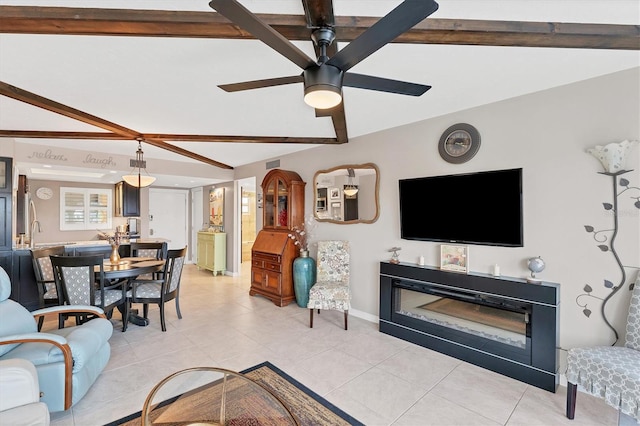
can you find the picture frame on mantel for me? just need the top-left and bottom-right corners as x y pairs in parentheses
(440, 244), (469, 273)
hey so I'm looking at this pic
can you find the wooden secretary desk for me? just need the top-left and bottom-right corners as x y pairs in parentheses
(250, 169), (305, 306)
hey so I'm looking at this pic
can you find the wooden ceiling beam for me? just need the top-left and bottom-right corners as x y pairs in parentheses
(0, 130), (342, 144)
(0, 81), (233, 169)
(0, 6), (637, 50)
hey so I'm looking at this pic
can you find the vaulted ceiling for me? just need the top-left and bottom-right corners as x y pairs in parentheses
(1, 1), (638, 187)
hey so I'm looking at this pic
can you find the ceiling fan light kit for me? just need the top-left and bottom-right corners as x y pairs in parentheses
(303, 65), (343, 109)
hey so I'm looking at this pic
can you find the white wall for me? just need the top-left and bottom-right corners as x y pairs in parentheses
(234, 67), (640, 356)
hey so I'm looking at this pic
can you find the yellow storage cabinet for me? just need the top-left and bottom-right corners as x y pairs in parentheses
(197, 232), (226, 275)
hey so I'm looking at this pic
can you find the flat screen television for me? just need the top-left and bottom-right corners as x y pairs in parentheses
(399, 168), (523, 247)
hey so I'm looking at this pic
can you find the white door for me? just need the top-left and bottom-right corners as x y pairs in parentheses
(149, 188), (189, 252)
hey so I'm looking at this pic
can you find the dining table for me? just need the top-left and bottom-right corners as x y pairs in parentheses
(98, 256), (165, 328)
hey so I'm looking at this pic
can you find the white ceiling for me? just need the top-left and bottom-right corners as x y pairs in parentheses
(1, 1), (639, 187)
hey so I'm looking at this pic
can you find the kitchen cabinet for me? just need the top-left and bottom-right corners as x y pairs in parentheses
(196, 232), (226, 275)
(250, 169), (305, 306)
(0, 251), (11, 278)
(114, 181), (140, 217)
(10, 250), (39, 311)
(16, 175), (27, 235)
(0, 157), (12, 251)
(250, 231), (297, 307)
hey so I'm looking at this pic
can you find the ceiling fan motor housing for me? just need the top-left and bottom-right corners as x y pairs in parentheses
(303, 64), (343, 97)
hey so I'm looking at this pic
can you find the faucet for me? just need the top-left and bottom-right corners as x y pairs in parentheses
(30, 220), (41, 249)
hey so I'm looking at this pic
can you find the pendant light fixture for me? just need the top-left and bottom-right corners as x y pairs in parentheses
(343, 168), (359, 197)
(122, 139), (156, 188)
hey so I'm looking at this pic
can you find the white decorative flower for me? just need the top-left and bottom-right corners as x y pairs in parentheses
(587, 140), (638, 173)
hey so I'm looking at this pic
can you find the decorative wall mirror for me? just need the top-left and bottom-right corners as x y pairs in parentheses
(313, 163), (380, 224)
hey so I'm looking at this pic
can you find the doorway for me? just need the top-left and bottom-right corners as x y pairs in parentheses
(149, 188), (189, 253)
(236, 177), (257, 271)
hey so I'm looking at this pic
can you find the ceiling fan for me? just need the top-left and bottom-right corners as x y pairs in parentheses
(209, 0), (440, 142)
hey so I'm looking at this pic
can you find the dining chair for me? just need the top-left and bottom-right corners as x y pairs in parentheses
(130, 241), (167, 260)
(565, 270), (640, 423)
(50, 254), (128, 331)
(125, 246), (187, 332)
(307, 240), (351, 330)
(72, 244), (114, 259)
(30, 245), (66, 330)
(130, 241), (167, 279)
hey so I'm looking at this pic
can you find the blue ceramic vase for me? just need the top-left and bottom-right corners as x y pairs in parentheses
(293, 250), (316, 308)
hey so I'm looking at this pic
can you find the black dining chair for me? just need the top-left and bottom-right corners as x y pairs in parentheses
(130, 242), (167, 260)
(50, 254), (128, 331)
(130, 242), (168, 280)
(124, 247), (187, 332)
(30, 245), (66, 330)
(72, 245), (114, 259)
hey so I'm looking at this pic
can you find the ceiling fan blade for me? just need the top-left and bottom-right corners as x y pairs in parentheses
(219, 75), (303, 92)
(327, 0), (439, 72)
(209, 0), (316, 70)
(343, 73), (431, 96)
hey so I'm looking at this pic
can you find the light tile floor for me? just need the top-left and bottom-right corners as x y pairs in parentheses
(46, 263), (626, 426)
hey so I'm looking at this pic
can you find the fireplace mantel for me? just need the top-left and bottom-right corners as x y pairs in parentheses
(379, 262), (559, 392)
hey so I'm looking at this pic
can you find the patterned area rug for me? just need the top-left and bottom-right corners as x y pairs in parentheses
(104, 362), (363, 426)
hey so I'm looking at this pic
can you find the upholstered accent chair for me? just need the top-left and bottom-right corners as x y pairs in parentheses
(307, 240), (350, 330)
(566, 271), (640, 422)
(0, 266), (112, 413)
(125, 247), (187, 332)
(0, 358), (50, 425)
(31, 245), (66, 330)
(50, 254), (128, 331)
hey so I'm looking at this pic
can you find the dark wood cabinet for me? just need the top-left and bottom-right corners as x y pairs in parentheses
(10, 250), (39, 311)
(0, 251), (11, 278)
(0, 157), (13, 251)
(115, 181), (140, 217)
(0, 156), (10, 193)
(251, 169), (305, 306)
(16, 174), (27, 235)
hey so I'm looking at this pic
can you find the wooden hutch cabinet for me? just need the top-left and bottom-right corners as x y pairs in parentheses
(250, 169), (305, 306)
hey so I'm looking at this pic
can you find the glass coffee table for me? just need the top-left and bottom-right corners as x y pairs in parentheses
(142, 367), (298, 425)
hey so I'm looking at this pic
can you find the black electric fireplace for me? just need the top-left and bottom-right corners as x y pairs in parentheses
(379, 262), (559, 392)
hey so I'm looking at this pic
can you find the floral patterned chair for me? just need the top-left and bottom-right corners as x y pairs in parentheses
(566, 271), (640, 422)
(307, 241), (350, 330)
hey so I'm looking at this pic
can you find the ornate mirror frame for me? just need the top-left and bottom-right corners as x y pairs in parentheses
(313, 163), (380, 224)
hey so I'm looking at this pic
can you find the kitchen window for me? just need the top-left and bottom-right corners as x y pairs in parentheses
(60, 187), (113, 231)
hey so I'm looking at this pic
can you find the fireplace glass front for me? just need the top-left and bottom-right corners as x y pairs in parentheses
(392, 280), (532, 365)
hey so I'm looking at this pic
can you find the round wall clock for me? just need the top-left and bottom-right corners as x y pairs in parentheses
(438, 123), (481, 164)
(36, 187), (53, 200)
